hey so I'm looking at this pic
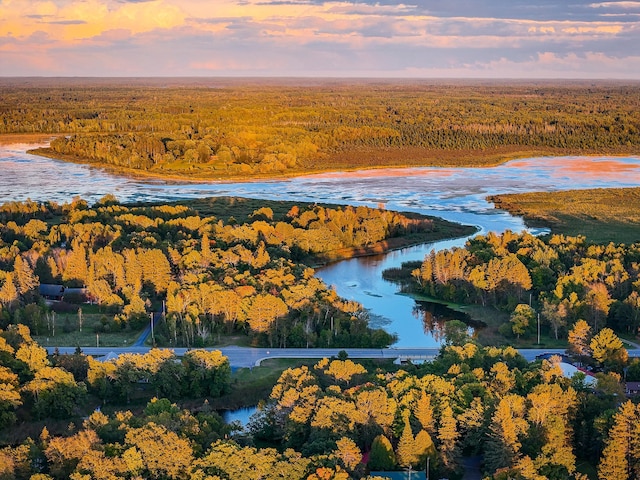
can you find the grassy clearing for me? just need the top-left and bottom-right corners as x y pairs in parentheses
(490, 188), (640, 244)
(33, 311), (142, 348)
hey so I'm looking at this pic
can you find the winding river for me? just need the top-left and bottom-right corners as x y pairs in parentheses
(3, 142), (640, 346)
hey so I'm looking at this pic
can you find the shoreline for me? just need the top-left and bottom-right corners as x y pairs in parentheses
(0, 133), (640, 188)
(20, 139), (640, 186)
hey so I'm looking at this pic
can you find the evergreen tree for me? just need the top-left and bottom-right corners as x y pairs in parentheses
(414, 390), (435, 434)
(598, 401), (640, 480)
(396, 411), (417, 468)
(437, 404), (461, 475)
(368, 434), (396, 471)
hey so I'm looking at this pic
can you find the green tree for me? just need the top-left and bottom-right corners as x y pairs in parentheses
(368, 434), (396, 471)
(510, 304), (535, 339)
(183, 349), (231, 398)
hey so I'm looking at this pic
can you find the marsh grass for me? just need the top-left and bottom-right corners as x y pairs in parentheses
(490, 188), (640, 244)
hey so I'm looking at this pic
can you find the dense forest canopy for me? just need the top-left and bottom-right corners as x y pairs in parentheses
(404, 230), (640, 356)
(1, 79), (639, 178)
(0, 196), (462, 349)
(0, 323), (636, 480)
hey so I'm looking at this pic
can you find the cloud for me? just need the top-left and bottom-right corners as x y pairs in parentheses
(0, 0), (639, 77)
(47, 19), (88, 25)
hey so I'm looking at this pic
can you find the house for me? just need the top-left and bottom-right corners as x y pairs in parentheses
(39, 284), (65, 302)
(625, 382), (640, 396)
(38, 284), (89, 303)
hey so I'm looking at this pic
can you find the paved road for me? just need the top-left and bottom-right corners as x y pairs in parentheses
(45, 345), (604, 368)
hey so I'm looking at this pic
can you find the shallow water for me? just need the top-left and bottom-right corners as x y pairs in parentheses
(3, 145), (640, 346)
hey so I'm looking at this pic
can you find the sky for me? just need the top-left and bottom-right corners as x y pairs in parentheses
(1, 0), (639, 78)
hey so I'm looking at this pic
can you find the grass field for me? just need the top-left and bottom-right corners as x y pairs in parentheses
(490, 187), (640, 244)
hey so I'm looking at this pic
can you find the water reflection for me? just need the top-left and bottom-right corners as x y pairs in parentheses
(411, 300), (479, 342)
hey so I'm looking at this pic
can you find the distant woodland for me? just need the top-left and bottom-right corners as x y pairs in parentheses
(1, 79), (639, 178)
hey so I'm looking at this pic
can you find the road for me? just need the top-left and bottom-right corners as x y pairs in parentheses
(43, 345), (616, 368)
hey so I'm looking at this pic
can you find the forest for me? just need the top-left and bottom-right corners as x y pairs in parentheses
(1, 79), (639, 179)
(1, 197), (640, 479)
(0, 195), (467, 349)
(4, 78), (640, 479)
(399, 230), (640, 360)
(1, 319), (637, 480)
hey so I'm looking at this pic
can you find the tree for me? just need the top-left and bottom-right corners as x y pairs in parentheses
(246, 293), (288, 341)
(62, 239), (89, 287)
(0, 272), (18, 310)
(586, 283), (612, 332)
(22, 366), (86, 419)
(368, 434), (396, 471)
(45, 430), (101, 479)
(396, 411), (418, 468)
(484, 395), (528, 474)
(183, 349), (231, 398)
(443, 319), (470, 346)
(414, 390), (435, 433)
(335, 436), (362, 471)
(324, 359), (366, 385)
(437, 403), (461, 475)
(541, 298), (567, 340)
(15, 343), (49, 373)
(0, 367), (22, 429)
(415, 429), (437, 470)
(13, 255), (38, 296)
(598, 401), (640, 480)
(125, 422), (193, 480)
(510, 304), (535, 339)
(568, 320), (592, 362)
(355, 387), (395, 430)
(590, 328), (628, 371)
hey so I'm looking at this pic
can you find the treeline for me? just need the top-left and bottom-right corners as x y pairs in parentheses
(0, 324), (231, 423)
(407, 230), (640, 344)
(2, 334), (636, 479)
(2, 81), (640, 177)
(0, 197), (419, 348)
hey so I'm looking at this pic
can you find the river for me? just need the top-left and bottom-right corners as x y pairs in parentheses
(3, 142), (640, 346)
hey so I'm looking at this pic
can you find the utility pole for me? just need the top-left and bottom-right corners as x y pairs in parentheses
(150, 313), (155, 346)
(426, 457), (430, 480)
(537, 313), (540, 345)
